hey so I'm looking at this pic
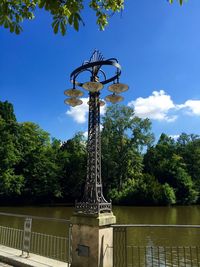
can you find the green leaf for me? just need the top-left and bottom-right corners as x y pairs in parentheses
(74, 15), (79, 31)
(0, 17), (4, 26)
(68, 14), (73, 25)
(51, 19), (58, 28)
(4, 20), (9, 28)
(53, 21), (59, 34)
(15, 25), (21, 34)
(16, 14), (21, 23)
(38, 0), (46, 9)
(10, 23), (14, 33)
(60, 21), (66, 35)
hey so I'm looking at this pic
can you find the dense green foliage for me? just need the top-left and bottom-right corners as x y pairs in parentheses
(0, 0), (184, 35)
(0, 100), (199, 206)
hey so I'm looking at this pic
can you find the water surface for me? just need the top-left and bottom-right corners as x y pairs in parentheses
(0, 205), (199, 246)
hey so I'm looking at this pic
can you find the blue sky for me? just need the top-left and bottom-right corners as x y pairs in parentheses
(1, 0), (200, 141)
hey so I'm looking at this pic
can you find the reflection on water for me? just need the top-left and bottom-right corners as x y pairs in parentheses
(0, 205), (199, 245)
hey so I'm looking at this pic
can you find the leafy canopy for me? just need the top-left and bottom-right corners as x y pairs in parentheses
(1, 100), (200, 206)
(0, 0), (185, 35)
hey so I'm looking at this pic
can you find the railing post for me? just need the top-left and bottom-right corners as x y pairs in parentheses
(22, 217), (32, 257)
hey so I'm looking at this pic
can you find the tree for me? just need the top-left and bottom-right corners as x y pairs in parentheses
(161, 183), (176, 205)
(0, 101), (24, 197)
(16, 122), (62, 202)
(2, 100), (199, 206)
(0, 101), (63, 203)
(0, 0), (124, 35)
(143, 133), (176, 180)
(59, 132), (87, 201)
(0, 0), (185, 35)
(176, 133), (200, 202)
(144, 133), (198, 204)
(0, 101), (16, 122)
(108, 174), (176, 205)
(101, 105), (154, 195)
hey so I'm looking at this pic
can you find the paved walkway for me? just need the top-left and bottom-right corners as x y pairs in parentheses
(0, 245), (69, 267)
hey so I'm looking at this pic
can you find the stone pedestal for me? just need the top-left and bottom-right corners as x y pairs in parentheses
(70, 213), (116, 267)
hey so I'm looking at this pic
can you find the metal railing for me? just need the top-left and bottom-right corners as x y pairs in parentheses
(0, 226), (23, 250)
(126, 246), (200, 267)
(1, 212), (200, 267)
(0, 212), (71, 265)
(113, 224), (200, 267)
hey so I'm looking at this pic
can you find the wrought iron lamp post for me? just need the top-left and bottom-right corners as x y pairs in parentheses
(64, 50), (128, 215)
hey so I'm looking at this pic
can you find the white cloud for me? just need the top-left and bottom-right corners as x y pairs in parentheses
(66, 97), (107, 124)
(178, 100), (200, 116)
(66, 98), (89, 123)
(128, 90), (177, 122)
(83, 131), (88, 139)
(100, 105), (106, 116)
(66, 92), (200, 125)
(169, 134), (180, 140)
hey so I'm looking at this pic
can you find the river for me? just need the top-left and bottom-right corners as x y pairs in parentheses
(0, 205), (199, 246)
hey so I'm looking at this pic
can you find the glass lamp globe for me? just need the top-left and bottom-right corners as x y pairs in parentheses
(105, 94), (124, 104)
(64, 88), (83, 97)
(82, 82), (103, 92)
(108, 83), (129, 94)
(64, 97), (83, 107)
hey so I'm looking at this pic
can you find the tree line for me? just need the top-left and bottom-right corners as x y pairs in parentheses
(0, 100), (199, 206)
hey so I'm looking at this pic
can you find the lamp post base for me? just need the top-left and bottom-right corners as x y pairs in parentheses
(70, 213), (116, 267)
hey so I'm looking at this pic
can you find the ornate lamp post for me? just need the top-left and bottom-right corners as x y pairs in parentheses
(64, 50), (128, 215)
